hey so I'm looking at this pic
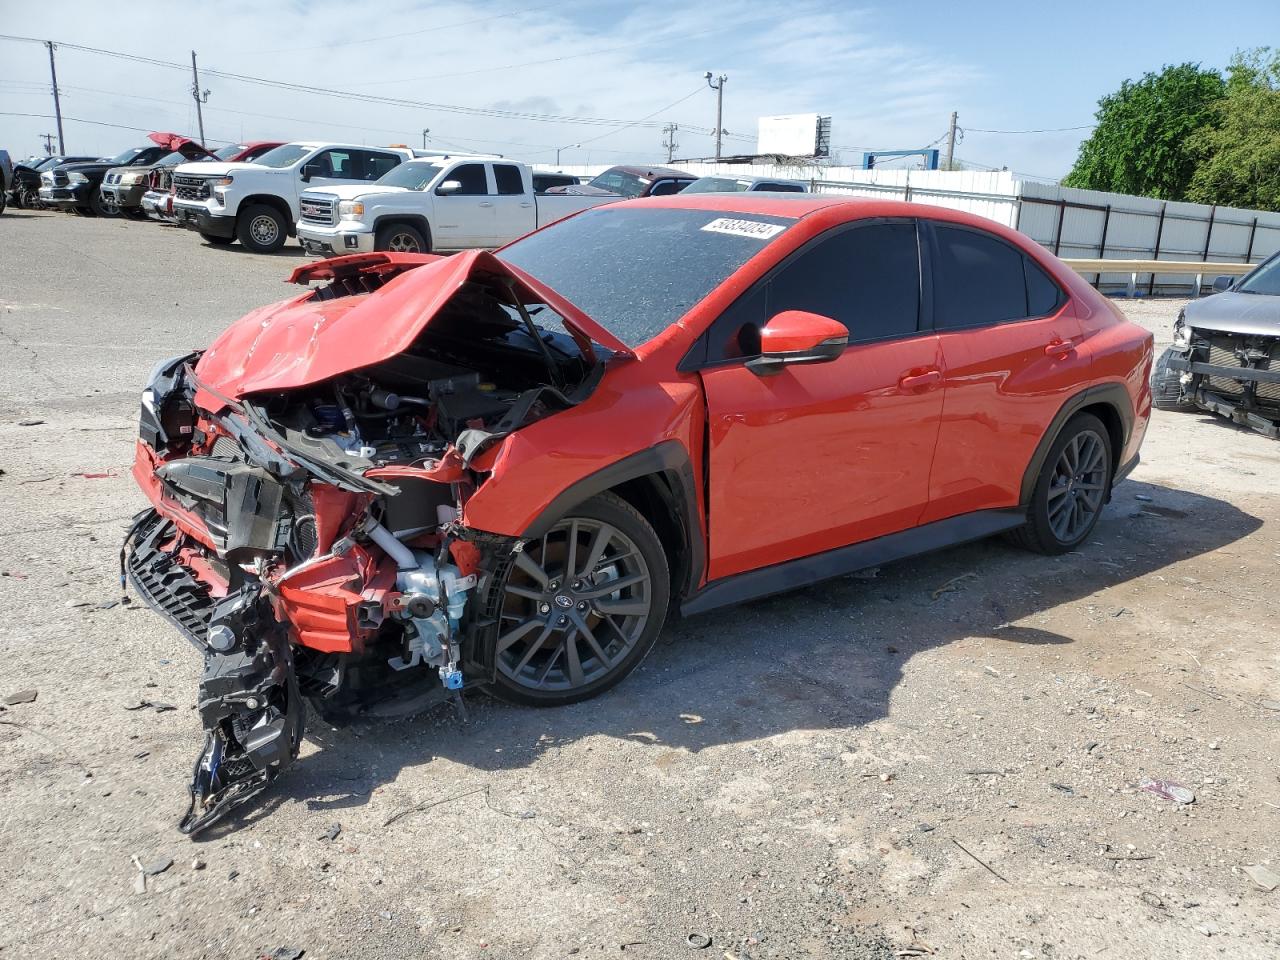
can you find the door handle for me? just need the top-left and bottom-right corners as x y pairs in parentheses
(478, 201), (494, 208)
(1044, 339), (1074, 357)
(898, 369), (942, 390)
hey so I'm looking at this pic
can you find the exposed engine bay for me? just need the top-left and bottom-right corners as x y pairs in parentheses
(123, 254), (605, 834)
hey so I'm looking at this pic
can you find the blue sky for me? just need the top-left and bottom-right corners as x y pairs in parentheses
(1, 0), (1276, 177)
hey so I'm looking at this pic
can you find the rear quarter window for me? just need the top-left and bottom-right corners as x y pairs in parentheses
(930, 222), (1063, 328)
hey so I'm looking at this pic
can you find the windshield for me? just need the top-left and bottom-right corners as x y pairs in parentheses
(682, 177), (752, 194)
(253, 144), (313, 168)
(35, 157), (62, 171)
(499, 207), (795, 348)
(108, 147), (146, 165)
(585, 169), (650, 198)
(214, 143), (248, 160)
(375, 162), (443, 191)
(1235, 256), (1280, 297)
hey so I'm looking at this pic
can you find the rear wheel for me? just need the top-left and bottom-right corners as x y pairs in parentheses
(200, 232), (235, 246)
(482, 493), (670, 707)
(375, 223), (428, 253)
(1151, 346), (1195, 411)
(1010, 412), (1112, 555)
(236, 204), (287, 253)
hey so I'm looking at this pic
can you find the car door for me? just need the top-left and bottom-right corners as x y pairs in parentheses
(919, 220), (1085, 523)
(432, 162), (496, 249)
(697, 219), (945, 581)
(489, 163), (535, 244)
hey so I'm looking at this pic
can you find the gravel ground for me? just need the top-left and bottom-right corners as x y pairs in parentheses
(1, 209), (1278, 960)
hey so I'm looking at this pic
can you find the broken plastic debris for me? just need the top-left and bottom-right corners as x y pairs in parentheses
(3, 689), (38, 705)
(16, 418), (45, 426)
(686, 932), (712, 949)
(1243, 864), (1279, 891)
(1139, 779), (1195, 804)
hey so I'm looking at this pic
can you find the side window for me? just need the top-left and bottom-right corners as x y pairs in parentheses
(767, 221), (921, 343)
(1025, 256), (1065, 317)
(932, 224), (1028, 328)
(703, 221), (920, 362)
(443, 163), (489, 195)
(493, 164), (525, 195)
(363, 152), (402, 181)
(649, 179), (686, 196)
(313, 150), (354, 178)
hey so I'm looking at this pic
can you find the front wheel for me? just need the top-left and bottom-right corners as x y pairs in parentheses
(236, 204), (287, 253)
(481, 492), (670, 707)
(90, 189), (119, 218)
(1010, 412), (1112, 555)
(375, 223), (428, 253)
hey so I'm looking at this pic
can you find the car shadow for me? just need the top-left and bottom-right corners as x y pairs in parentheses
(198, 240), (309, 258)
(196, 477), (1261, 835)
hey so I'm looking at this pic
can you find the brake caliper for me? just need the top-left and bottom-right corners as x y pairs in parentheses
(179, 583), (303, 836)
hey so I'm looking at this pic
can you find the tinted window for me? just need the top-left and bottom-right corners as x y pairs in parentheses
(932, 224), (1028, 328)
(768, 222), (920, 343)
(443, 163), (488, 195)
(363, 152), (402, 180)
(1235, 254), (1280, 296)
(316, 150), (354, 177)
(499, 207), (795, 348)
(648, 179), (688, 196)
(757, 182), (804, 192)
(493, 164), (524, 195)
(1025, 256), (1064, 316)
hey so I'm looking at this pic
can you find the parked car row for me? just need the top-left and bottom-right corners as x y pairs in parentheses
(10, 133), (808, 254)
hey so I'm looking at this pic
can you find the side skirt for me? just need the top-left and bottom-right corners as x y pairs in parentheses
(680, 508), (1027, 618)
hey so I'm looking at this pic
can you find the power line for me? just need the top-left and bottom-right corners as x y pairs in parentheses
(963, 124), (1094, 134)
(575, 88), (704, 148)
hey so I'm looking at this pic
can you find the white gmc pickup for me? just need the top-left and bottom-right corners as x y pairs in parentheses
(294, 155), (611, 256)
(170, 142), (417, 253)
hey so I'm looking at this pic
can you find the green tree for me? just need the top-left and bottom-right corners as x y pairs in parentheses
(1063, 63), (1224, 199)
(1187, 49), (1280, 212)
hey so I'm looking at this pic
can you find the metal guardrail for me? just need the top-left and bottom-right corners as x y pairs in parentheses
(1061, 258), (1255, 298)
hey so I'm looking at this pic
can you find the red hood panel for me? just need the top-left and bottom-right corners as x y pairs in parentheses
(195, 249), (633, 400)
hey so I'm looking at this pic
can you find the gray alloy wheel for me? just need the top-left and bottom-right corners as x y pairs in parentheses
(484, 493), (670, 707)
(91, 189), (119, 217)
(376, 223), (427, 254)
(236, 203), (288, 253)
(1010, 411), (1112, 555)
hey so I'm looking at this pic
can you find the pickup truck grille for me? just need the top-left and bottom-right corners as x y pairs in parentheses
(105, 172), (119, 185)
(299, 196), (337, 226)
(51, 170), (68, 186)
(173, 174), (211, 202)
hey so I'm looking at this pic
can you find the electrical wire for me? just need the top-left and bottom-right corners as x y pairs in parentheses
(963, 124), (1094, 134)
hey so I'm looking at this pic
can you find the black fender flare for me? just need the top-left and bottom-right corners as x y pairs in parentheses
(1019, 383), (1134, 506)
(521, 439), (704, 600)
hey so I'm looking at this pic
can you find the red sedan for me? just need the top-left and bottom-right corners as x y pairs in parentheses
(125, 194), (1153, 832)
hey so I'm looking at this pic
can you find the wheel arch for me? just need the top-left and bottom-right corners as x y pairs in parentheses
(1019, 383), (1133, 507)
(520, 440), (704, 601)
(239, 194), (294, 235)
(371, 214), (433, 251)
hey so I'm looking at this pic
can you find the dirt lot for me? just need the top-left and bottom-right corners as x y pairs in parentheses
(1, 208), (1277, 960)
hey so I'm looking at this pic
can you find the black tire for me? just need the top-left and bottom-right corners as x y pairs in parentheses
(236, 203), (288, 253)
(1010, 412), (1112, 555)
(200, 232), (235, 246)
(1151, 346), (1195, 411)
(375, 222), (429, 254)
(90, 189), (119, 218)
(481, 492), (671, 707)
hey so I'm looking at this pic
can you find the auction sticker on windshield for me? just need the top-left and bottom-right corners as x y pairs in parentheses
(700, 217), (787, 240)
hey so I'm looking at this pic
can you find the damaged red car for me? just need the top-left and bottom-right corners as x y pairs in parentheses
(124, 195), (1153, 833)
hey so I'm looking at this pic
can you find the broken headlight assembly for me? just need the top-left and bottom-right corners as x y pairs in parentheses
(1172, 310), (1190, 350)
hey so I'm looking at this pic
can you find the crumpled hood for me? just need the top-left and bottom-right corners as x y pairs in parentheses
(303, 184), (409, 202)
(194, 249), (634, 401)
(1184, 291), (1280, 337)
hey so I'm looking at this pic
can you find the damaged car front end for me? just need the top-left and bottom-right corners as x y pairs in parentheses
(1154, 254), (1280, 438)
(123, 250), (624, 834)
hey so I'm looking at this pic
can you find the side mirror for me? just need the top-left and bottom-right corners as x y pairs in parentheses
(745, 310), (848, 377)
(299, 163), (321, 183)
(436, 179), (462, 195)
(1212, 275), (1234, 293)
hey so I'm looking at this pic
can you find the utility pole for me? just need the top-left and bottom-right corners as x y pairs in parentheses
(944, 111), (958, 171)
(190, 51), (209, 146)
(45, 41), (65, 154)
(705, 72), (727, 161)
(422, 128), (429, 150)
(662, 123), (679, 163)
(41, 132), (56, 154)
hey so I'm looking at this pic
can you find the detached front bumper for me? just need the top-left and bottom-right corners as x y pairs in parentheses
(1166, 348), (1280, 438)
(297, 222), (375, 257)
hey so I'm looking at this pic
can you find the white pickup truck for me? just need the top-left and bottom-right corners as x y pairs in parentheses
(170, 142), (418, 253)
(295, 155), (611, 256)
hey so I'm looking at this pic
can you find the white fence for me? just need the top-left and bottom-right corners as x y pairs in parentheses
(535, 162), (1280, 295)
